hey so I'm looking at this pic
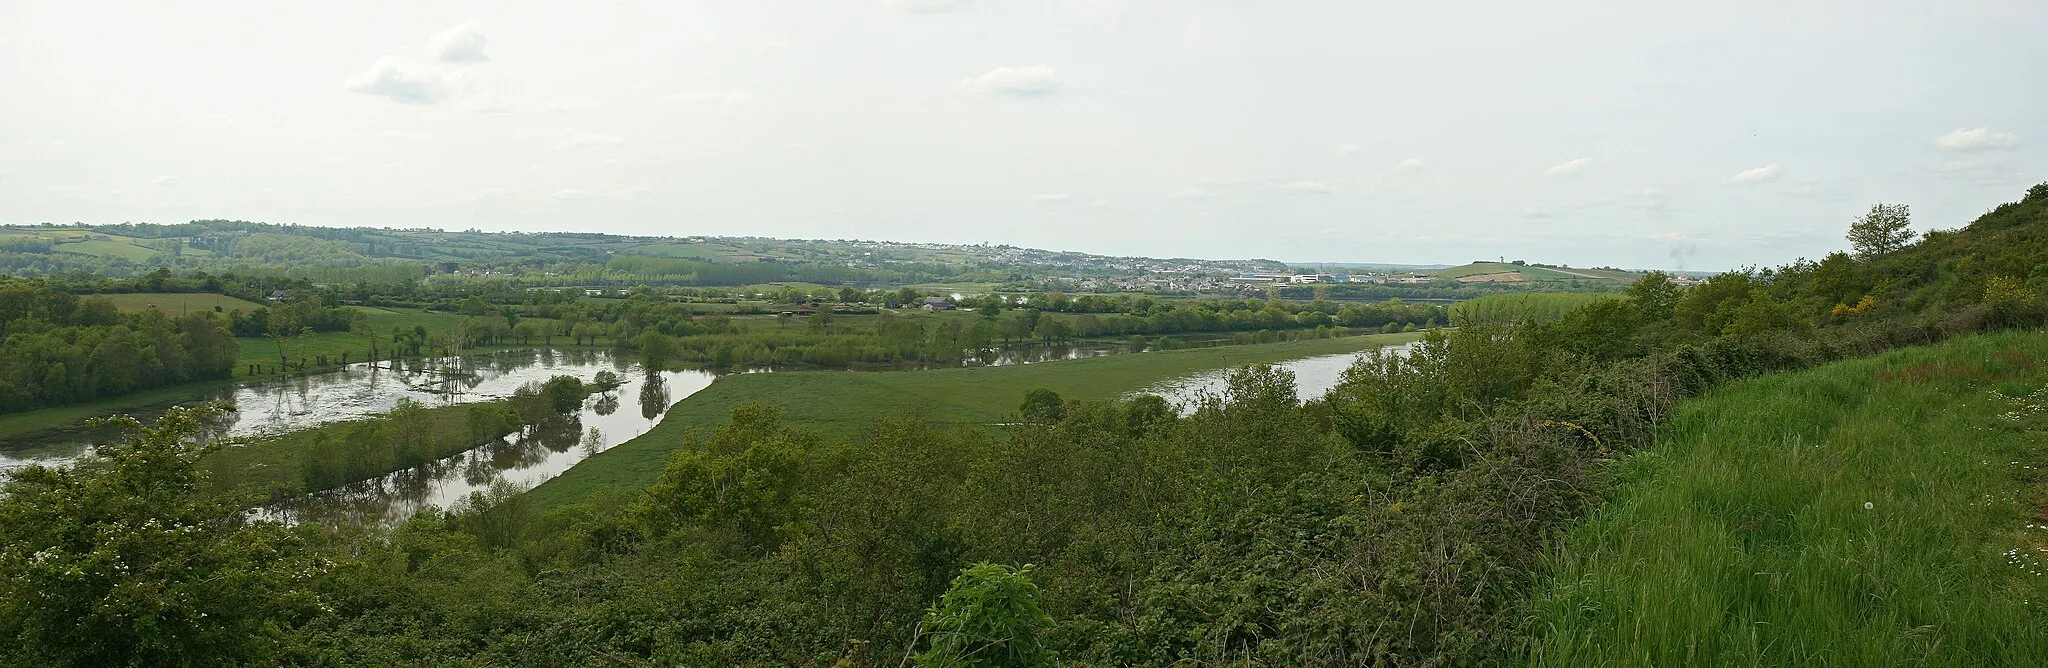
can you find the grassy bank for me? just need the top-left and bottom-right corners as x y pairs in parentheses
(527, 330), (1424, 508)
(1527, 330), (2048, 666)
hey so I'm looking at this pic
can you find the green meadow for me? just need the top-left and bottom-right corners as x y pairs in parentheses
(525, 330), (1425, 507)
(1527, 330), (2048, 666)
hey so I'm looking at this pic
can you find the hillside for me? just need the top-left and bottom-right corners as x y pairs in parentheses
(1424, 261), (1642, 283)
(1528, 330), (2048, 665)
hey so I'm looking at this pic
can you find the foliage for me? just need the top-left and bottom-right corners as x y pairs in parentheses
(914, 563), (1058, 668)
(0, 405), (322, 666)
(1848, 202), (1914, 258)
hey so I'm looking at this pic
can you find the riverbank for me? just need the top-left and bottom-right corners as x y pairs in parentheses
(526, 329), (1426, 508)
(1526, 330), (2048, 665)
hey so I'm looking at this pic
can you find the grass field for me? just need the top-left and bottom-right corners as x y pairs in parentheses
(101, 292), (268, 314)
(525, 330), (1425, 508)
(57, 238), (160, 261)
(1527, 330), (2048, 666)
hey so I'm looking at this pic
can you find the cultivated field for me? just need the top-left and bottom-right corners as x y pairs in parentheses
(101, 292), (267, 314)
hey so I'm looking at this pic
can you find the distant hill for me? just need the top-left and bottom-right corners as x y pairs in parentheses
(1422, 261), (1642, 283)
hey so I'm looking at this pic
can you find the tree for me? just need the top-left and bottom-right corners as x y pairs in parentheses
(913, 563), (1058, 668)
(1626, 271), (1682, 323)
(1847, 203), (1913, 259)
(0, 405), (321, 666)
(1019, 388), (1065, 424)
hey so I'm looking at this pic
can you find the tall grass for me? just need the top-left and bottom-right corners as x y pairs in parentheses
(1527, 331), (2048, 666)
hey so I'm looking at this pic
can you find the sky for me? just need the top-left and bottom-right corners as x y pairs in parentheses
(2, 0), (2043, 271)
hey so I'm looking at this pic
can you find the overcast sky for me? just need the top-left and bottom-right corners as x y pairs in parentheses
(2, 1), (2042, 270)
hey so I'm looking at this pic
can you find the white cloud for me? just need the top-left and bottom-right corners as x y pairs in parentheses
(468, 96), (514, 114)
(883, 0), (970, 13)
(1728, 163), (1781, 184)
(1334, 143), (1361, 157)
(1033, 193), (1070, 201)
(346, 56), (448, 104)
(1627, 187), (1669, 211)
(1279, 181), (1331, 193)
(557, 132), (625, 149)
(549, 189), (595, 200)
(547, 97), (602, 113)
(1169, 188), (1206, 198)
(1522, 206), (1553, 219)
(428, 21), (489, 63)
(1393, 158), (1424, 171)
(1545, 157), (1592, 176)
(757, 39), (791, 53)
(1934, 127), (2019, 152)
(203, 113), (233, 123)
(668, 89), (757, 106)
(959, 66), (1062, 97)
(148, 175), (180, 186)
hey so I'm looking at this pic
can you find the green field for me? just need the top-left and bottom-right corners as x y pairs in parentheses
(101, 292), (268, 314)
(57, 238), (160, 261)
(1528, 330), (2048, 665)
(526, 330), (1425, 508)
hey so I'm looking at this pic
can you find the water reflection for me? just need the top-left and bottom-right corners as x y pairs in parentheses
(2, 348), (635, 471)
(1132, 341), (1419, 413)
(273, 367), (714, 524)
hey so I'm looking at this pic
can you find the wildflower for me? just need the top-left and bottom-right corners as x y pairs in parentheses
(1863, 501), (1874, 511)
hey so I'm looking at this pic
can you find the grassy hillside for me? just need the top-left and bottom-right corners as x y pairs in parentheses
(1528, 330), (2048, 666)
(526, 330), (1425, 507)
(102, 292), (267, 313)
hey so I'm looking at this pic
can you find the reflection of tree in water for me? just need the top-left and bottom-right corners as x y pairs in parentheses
(639, 374), (670, 420)
(592, 393), (619, 416)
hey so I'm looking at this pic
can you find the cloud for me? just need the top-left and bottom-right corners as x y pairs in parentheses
(1334, 143), (1361, 157)
(1393, 158), (1424, 171)
(959, 66), (1062, 97)
(1545, 157), (1592, 176)
(547, 97), (602, 113)
(148, 175), (179, 186)
(549, 189), (595, 200)
(1626, 187), (1669, 211)
(756, 39), (791, 53)
(468, 96), (514, 114)
(203, 113), (233, 123)
(428, 21), (489, 63)
(1521, 206), (1553, 219)
(1279, 181), (1331, 193)
(1934, 127), (2019, 152)
(883, 0), (970, 13)
(346, 56), (448, 104)
(1728, 163), (1781, 184)
(668, 89), (757, 106)
(557, 132), (625, 149)
(1169, 188), (1206, 198)
(1033, 193), (1070, 201)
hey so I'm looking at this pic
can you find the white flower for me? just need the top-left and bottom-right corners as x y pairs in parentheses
(1863, 501), (1874, 511)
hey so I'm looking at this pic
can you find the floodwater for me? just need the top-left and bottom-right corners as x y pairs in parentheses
(1133, 340), (1419, 412)
(0, 348), (663, 472)
(0, 333), (1388, 523)
(0, 349), (717, 524)
(273, 365), (714, 524)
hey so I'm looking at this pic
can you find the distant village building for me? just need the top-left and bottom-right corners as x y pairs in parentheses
(922, 296), (956, 311)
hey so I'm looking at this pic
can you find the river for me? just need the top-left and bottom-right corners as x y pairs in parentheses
(1132, 340), (1419, 412)
(0, 335), (1404, 522)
